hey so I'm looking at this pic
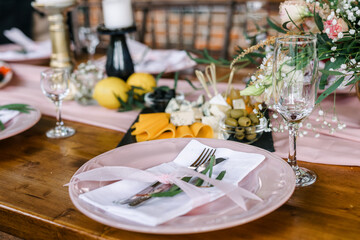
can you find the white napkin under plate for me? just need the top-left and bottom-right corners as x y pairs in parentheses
(78, 140), (265, 226)
(0, 109), (19, 125)
(0, 28), (51, 61)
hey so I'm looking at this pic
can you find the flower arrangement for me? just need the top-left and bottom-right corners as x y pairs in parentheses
(231, 0), (360, 105)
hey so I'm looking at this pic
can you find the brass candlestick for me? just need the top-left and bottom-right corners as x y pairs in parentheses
(32, 1), (77, 71)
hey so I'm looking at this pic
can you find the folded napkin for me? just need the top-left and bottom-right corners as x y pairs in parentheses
(96, 38), (196, 74)
(73, 140), (265, 226)
(0, 109), (19, 125)
(0, 28), (51, 61)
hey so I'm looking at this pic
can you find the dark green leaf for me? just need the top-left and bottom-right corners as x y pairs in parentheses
(319, 70), (345, 76)
(319, 57), (346, 89)
(173, 72), (179, 90)
(216, 170), (226, 180)
(316, 76), (345, 104)
(155, 72), (164, 84)
(314, 12), (324, 32)
(0, 121), (4, 130)
(184, 78), (202, 90)
(282, 21), (291, 30)
(267, 17), (287, 34)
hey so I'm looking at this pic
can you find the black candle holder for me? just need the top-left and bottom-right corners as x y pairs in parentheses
(97, 24), (136, 81)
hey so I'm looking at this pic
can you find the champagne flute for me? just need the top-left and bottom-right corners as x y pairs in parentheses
(272, 35), (319, 187)
(40, 68), (76, 138)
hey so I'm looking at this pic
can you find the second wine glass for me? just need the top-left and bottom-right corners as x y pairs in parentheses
(40, 68), (76, 138)
(272, 35), (319, 187)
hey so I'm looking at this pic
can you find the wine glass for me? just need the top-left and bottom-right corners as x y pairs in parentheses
(78, 26), (100, 61)
(40, 68), (76, 138)
(272, 35), (319, 187)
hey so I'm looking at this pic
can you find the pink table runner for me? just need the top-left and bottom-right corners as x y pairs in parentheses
(1, 63), (359, 166)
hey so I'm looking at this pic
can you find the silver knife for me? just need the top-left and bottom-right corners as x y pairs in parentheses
(122, 157), (228, 207)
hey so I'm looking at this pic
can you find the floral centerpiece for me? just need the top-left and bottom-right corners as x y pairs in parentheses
(231, 0), (360, 105)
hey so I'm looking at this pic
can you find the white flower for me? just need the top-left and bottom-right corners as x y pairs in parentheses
(331, 46), (337, 51)
(318, 110), (324, 116)
(341, 64), (347, 69)
(349, 29), (356, 34)
(351, 59), (357, 64)
(338, 32), (344, 39)
(330, 57), (336, 62)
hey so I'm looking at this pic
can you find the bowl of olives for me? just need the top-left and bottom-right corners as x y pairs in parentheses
(144, 87), (184, 112)
(220, 108), (268, 144)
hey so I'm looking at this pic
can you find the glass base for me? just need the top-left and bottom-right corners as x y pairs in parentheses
(46, 126), (75, 139)
(294, 167), (317, 187)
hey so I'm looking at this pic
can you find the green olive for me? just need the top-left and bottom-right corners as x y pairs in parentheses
(230, 109), (245, 119)
(248, 113), (260, 125)
(246, 134), (257, 141)
(225, 109), (232, 118)
(238, 117), (251, 127)
(235, 127), (245, 134)
(225, 118), (238, 127)
(235, 133), (245, 140)
(245, 126), (256, 134)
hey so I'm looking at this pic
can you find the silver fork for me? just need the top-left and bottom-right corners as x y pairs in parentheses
(121, 148), (216, 206)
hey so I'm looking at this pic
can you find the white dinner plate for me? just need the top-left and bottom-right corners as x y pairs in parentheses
(69, 138), (295, 234)
(0, 105), (41, 140)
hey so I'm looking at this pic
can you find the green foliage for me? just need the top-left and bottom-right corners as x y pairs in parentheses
(267, 17), (287, 34)
(0, 104), (34, 130)
(316, 76), (345, 104)
(151, 156), (226, 198)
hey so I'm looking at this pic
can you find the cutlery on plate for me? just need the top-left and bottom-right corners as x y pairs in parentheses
(121, 148), (216, 206)
(122, 149), (229, 207)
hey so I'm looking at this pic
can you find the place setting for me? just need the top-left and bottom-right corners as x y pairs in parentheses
(67, 138), (295, 234)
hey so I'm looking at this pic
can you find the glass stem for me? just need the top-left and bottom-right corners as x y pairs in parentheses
(55, 100), (64, 130)
(288, 122), (300, 173)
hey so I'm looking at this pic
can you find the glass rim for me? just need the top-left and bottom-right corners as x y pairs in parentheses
(276, 35), (317, 44)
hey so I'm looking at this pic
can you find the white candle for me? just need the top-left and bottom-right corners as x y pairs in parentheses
(102, 0), (134, 29)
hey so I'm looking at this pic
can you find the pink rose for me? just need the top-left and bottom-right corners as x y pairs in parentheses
(323, 18), (348, 40)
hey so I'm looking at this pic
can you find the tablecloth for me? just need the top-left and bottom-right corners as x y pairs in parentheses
(1, 63), (359, 166)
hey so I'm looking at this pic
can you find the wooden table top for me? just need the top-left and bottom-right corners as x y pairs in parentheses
(1, 115), (360, 240)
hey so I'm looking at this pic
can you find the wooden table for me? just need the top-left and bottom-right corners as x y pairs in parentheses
(1, 115), (360, 240)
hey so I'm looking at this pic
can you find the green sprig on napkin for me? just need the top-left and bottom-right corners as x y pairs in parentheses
(0, 104), (33, 130)
(151, 156), (226, 198)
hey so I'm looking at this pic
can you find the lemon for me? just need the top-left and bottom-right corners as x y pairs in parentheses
(93, 77), (129, 109)
(127, 73), (156, 96)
